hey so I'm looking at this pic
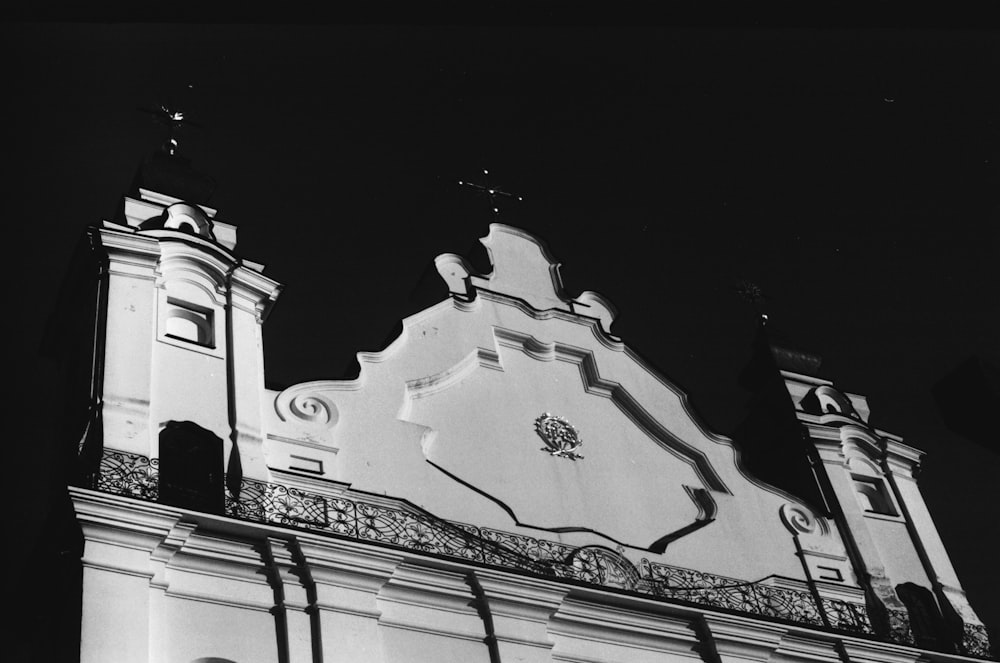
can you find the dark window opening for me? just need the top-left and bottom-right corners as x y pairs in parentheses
(164, 298), (214, 348)
(896, 582), (951, 650)
(158, 421), (224, 514)
(853, 475), (897, 516)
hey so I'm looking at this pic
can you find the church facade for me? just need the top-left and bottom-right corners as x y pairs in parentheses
(54, 165), (994, 663)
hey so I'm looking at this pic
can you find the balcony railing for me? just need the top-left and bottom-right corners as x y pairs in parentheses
(85, 447), (993, 659)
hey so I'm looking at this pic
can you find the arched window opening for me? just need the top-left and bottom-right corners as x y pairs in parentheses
(896, 582), (951, 650)
(853, 475), (897, 516)
(164, 298), (214, 347)
(159, 421), (224, 514)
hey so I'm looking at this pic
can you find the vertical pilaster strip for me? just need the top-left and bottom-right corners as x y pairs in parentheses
(838, 639), (924, 663)
(812, 437), (912, 643)
(97, 231), (160, 460)
(701, 614), (786, 663)
(297, 540), (402, 663)
(226, 265), (281, 481)
(471, 569), (567, 663)
(376, 562), (495, 661)
(548, 594), (702, 662)
(147, 520), (197, 663)
(265, 537), (314, 663)
(882, 442), (992, 656)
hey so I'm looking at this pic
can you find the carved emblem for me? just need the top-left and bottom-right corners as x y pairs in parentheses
(534, 413), (584, 460)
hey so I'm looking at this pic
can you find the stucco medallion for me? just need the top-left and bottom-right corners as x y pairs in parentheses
(534, 412), (584, 460)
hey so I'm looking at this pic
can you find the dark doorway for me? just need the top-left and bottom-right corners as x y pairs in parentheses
(158, 420), (225, 514)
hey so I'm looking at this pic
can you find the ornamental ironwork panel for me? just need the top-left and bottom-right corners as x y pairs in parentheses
(753, 584), (825, 625)
(478, 526), (575, 571)
(353, 502), (482, 560)
(821, 597), (875, 634)
(566, 546), (641, 590)
(962, 624), (995, 659)
(640, 559), (825, 626)
(93, 450), (160, 501)
(226, 477), (328, 527)
(324, 496), (358, 536)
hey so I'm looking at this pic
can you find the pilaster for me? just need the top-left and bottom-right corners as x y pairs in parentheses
(701, 613), (787, 663)
(375, 561), (492, 661)
(265, 537), (314, 663)
(473, 568), (568, 662)
(772, 634), (843, 663)
(838, 638), (925, 663)
(227, 264), (282, 481)
(297, 539), (403, 663)
(549, 595), (702, 663)
(98, 228), (160, 459)
(811, 435), (911, 642)
(882, 440), (991, 655)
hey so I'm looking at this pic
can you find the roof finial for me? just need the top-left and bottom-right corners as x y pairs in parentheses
(735, 279), (768, 326)
(459, 169), (523, 220)
(139, 85), (200, 156)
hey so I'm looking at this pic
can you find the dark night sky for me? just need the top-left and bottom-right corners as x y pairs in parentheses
(6, 20), (999, 652)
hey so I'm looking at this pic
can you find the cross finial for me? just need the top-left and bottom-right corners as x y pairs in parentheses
(735, 279), (769, 325)
(139, 86), (200, 156)
(459, 169), (523, 220)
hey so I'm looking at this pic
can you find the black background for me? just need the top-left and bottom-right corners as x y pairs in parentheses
(6, 14), (999, 660)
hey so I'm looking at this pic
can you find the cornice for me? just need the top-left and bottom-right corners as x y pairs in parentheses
(701, 613), (788, 661)
(839, 638), (927, 663)
(378, 563), (481, 615)
(296, 538), (403, 590)
(881, 440), (924, 478)
(98, 227), (162, 277)
(549, 597), (701, 654)
(775, 634), (844, 663)
(165, 530), (269, 583)
(80, 439), (995, 661)
(781, 371), (835, 388)
(70, 486), (181, 539)
(155, 239), (237, 292)
(229, 263), (283, 321)
(474, 567), (569, 617)
(142, 229), (239, 263)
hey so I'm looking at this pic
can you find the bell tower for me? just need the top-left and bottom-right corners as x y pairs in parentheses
(63, 133), (282, 507)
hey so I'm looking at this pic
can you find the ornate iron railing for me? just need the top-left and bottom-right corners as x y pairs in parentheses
(85, 448), (991, 658)
(91, 450), (159, 501)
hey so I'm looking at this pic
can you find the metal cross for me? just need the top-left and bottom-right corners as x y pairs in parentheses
(139, 91), (200, 156)
(459, 169), (523, 220)
(735, 279), (769, 325)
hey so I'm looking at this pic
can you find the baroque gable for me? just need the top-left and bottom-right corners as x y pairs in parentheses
(264, 224), (838, 585)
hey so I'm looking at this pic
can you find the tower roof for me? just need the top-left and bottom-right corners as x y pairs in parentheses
(130, 149), (216, 205)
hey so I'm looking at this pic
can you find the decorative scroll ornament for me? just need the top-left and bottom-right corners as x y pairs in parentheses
(289, 394), (335, 425)
(780, 503), (819, 535)
(534, 413), (584, 460)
